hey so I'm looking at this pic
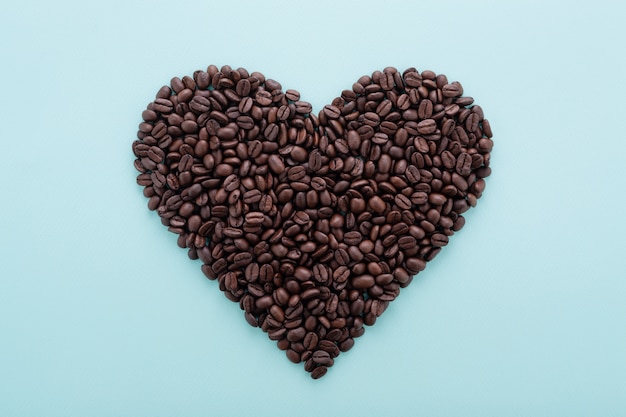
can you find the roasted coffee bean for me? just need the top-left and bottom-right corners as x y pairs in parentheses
(405, 165), (420, 183)
(456, 152), (472, 176)
(223, 174), (240, 192)
(394, 194), (412, 210)
(431, 233), (449, 247)
(313, 264), (329, 283)
(134, 66), (492, 379)
(352, 275), (375, 289)
(268, 154), (285, 174)
(244, 212), (265, 226)
(417, 119), (437, 134)
(428, 193), (446, 206)
(288, 166), (307, 181)
(344, 231), (363, 245)
(442, 82), (461, 97)
(311, 366), (328, 379)
(233, 252), (252, 268)
(368, 196), (386, 214)
(335, 248), (350, 265)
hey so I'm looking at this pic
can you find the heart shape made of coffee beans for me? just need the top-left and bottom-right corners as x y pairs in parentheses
(132, 65), (493, 379)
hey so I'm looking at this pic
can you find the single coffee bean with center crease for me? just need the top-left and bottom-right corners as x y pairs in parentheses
(456, 152), (472, 176)
(268, 154), (285, 174)
(311, 366), (328, 379)
(405, 165), (420, 183)
(431, 233), (449, 247)
(417, 119), (437, 134)
(352, 274), (375, 289)
(394, 194), (412, 210)
(344, 231), (363, 245)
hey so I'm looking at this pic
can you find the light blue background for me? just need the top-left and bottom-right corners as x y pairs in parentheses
(1, 0), (625, 415)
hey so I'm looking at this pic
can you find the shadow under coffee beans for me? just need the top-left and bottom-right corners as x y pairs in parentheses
(132, 65), (493, 379)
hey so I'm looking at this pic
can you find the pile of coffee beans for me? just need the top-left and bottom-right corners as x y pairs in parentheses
(132, 65), (493, 379)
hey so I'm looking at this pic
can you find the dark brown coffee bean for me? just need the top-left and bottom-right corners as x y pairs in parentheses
(286, 349), (301, 363)
(368, 196), (386, 214)
(293, 211), (310, 225)
(403, 70), (422, 87)
(428, 193), (446, 206)
(259, 194), (273, 212)
(456, 152), (472, 176)
(313, 264), (329, 284)
(309, 150), (323, 172)
(398, 236), (416, 250)
(255, 90), (272, 106)
(431, 233), (449, 247)
(223, 174), (240, 192)
(442, 82), (462, 97)
(312, 350), (333, 366)
(311, 366), (328, 379)
(244, 212), (264, 226)
(153, 98), (173, 113)
(417, 119), (437, 134)
(323, 105), (341, 119)
(352, 275), (375, 289)
(441, 150), (456, 169)
(242, 189), (262, 204)
(344, 231), (363, 245)
(394, 194), (412, 210)
(235, 78), (251, 96)
(288, 166), (307, 181)
(335, 248), (350, 266)
(405, 258), (426, 274)
(294, 101), (312, 114)
(418, 99), (434, 119)
(303, 332), (319, 351)
(268, 154), (285, 174)
(405, 165), (421, 183)
(234, 252), (252, 268)
(333, 266), (350, 283)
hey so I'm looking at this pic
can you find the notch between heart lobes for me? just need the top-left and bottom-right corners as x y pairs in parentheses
(133, 65), (493, 379)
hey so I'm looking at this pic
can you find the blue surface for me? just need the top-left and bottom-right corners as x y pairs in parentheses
(1, 0), (625, 415)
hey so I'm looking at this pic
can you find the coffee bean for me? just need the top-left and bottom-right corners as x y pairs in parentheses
(313, 264), (329, 283)
(344, 231), (363, 245)
(295, 101), (312, 114)
(268, 154), (285, 174)
(223, 174), (240, 192)
(293, 211), (310, 225)
(442, 82), (462, 97)
(335, 248), (350, 266)
(244, 212), (264, 226)
(234, 252), (252, 268)
(287, 166), (307, 181)
(394, 194), (412, 210)
(333, 266), (350, 283)
(352, 275), (375, 289)
(398, 236), (416, 250)
(431, 233), (449, 247)
(309, 150), (323, 172)
(405, 165), (421, 183)
(153, 98), (173, 113)
(417, 119), (437, 134)
(311, 366), (328, 379)
(323, 105), (341, 119)
(312, 349), (333, 366)
(456, 152), (472, 176)
(368, 196), (386, 214)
